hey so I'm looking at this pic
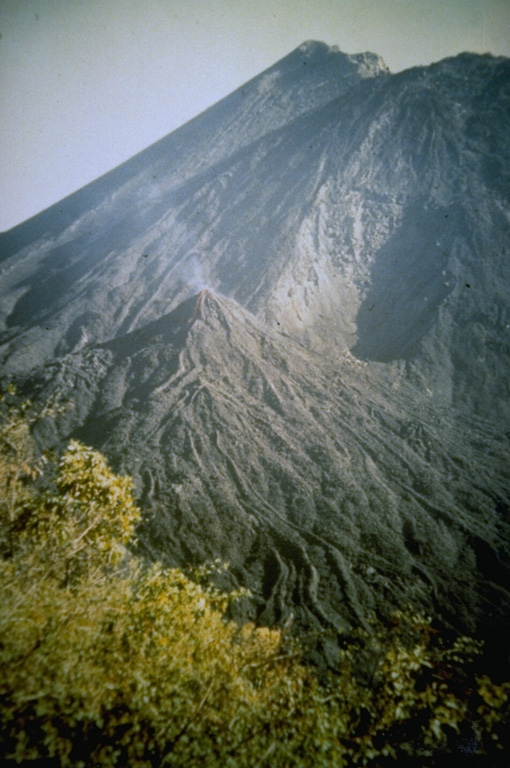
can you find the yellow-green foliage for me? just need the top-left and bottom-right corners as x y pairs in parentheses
(0, 391), (508, 766)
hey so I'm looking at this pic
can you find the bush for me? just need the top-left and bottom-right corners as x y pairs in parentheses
(0, 391), (508, 766)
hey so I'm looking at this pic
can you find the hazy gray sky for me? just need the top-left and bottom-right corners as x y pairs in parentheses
(1, 0), (509, 231)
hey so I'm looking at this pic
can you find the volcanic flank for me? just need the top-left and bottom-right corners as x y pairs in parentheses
(1, 42), (509, 662)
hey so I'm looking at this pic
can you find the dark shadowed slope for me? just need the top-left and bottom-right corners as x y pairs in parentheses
(22, 291), (510, 655)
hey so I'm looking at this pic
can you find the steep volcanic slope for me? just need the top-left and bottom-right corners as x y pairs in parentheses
(23, 291), (510, 652)
(0, 43), (388, 364)
(1, 43), (510, 657)
(0, 45), (509, 423)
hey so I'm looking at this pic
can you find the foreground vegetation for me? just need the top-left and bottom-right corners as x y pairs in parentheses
(1, 390), (508, 766)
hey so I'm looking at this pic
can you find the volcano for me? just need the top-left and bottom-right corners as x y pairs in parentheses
(1, 41), (509, 660)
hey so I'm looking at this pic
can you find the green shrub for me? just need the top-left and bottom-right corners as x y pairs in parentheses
(0, 391), (508, 766)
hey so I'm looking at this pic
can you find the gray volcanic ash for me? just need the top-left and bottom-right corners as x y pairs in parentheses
(1, 42), (509, 660)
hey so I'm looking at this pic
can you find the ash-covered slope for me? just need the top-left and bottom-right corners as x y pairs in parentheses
(1, 43), (510, 657)
(0, 41), (388, 364)
(1, 44), (509, 422)
(25, 290), (510, 650)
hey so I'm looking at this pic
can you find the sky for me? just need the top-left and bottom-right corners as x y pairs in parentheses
(1, 0), (509, 232)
